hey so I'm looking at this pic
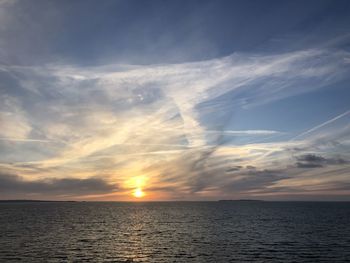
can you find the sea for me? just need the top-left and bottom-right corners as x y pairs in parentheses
(0, 201), (349, 262)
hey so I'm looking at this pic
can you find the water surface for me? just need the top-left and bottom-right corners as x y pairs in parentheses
(1, 201), (349, 262)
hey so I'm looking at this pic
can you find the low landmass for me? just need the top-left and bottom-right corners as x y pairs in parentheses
(218, 199), (264, 202)
(0, 200), (76, 203)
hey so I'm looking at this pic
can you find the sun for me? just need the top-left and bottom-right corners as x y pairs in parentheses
(126, 176), (147, 198)
(133, 188), (145, 198)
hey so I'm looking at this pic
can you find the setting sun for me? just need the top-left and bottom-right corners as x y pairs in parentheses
(127, 176), (147, 198)
(133, 188), (145, 198)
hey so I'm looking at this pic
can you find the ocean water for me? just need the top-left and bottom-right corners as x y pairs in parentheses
(0, 201), (350, 262)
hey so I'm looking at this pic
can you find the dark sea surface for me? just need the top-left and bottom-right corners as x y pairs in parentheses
(1, 201), (350, 262)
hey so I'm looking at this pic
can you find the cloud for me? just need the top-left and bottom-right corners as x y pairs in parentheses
(296, 154), (348, 168)
(0, 48), (349, 200)
(0, 171), (117, 197)
(0, 95), (31, 139)
(223, 169), (288, 192)
(226, 166), (242, 172)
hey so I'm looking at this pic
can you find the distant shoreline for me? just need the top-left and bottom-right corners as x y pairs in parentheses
(218, 199), (264, 202)
(0, 200), (77, 203)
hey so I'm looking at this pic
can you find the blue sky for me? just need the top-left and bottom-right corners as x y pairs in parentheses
(0, 0), (349, 200)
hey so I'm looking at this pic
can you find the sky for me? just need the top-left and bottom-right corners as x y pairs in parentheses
(0, 0), (350, 201)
